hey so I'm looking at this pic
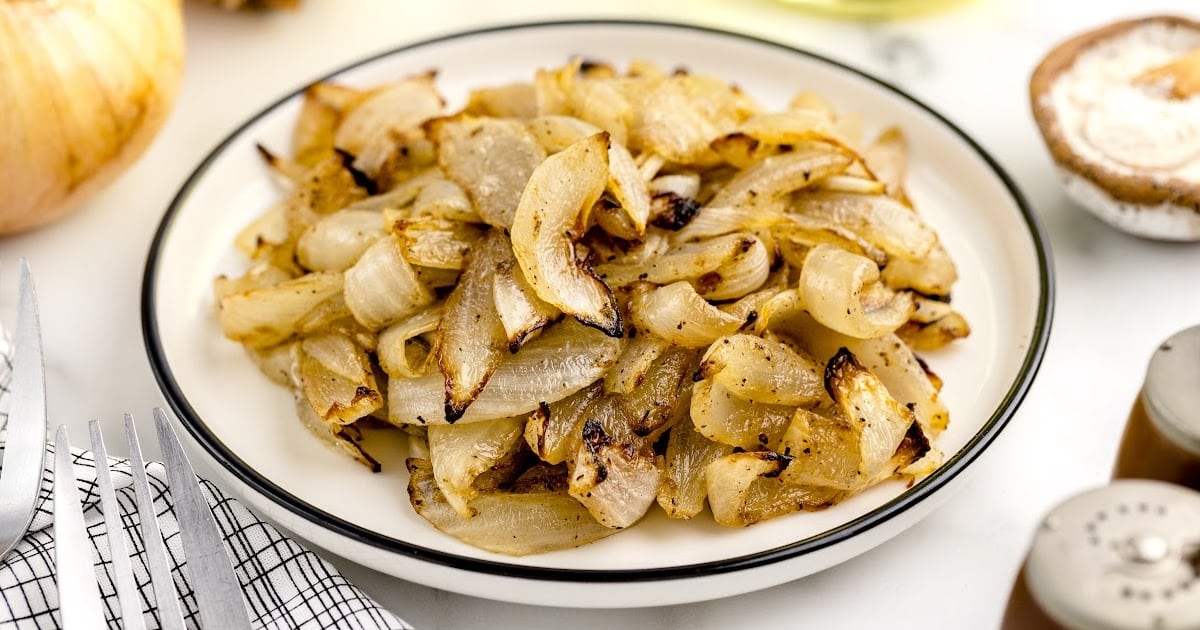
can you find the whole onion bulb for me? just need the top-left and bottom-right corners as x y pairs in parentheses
(0, 0), (184, 233)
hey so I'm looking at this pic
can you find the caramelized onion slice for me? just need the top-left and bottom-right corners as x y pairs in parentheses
(510, 132), (621, 335)
(298, 333), (382, 425)
(437, 231), (511, 421)
(394, 217), (483, 270)
(389, 319), (621, 425)
(296, 209), (385, 272)
(524, 382), (603, 464)
(706, 451), (792, 527)
(492, 243), (560, 352)
(344, 234), (435, 330)
(698, 334), (823, 406)
(603, 334), (670, 394)
(658, 398), (734, 519)
(376, 304), (440, 378)
(796, 191), (936, 260)
(428, 416), (526, 518)
(568, 419), (663, 529)
(408, 458), (617, 555)
(799, 244), (913, 339)
(432, 115), (546, 229)
(218, 271), (344, 349)
(630, 281), (743, 348)
(690, 379), (794, 451)
(706, 143), (853, 208)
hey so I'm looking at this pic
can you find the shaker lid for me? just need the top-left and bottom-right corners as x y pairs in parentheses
(1025, 480), (1200, 630)
(1144, 324), (1200, 455)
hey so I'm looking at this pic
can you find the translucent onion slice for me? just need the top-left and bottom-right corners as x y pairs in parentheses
(294, 295), (367, 342)
(596, 232), (769, 300)
(298, 333), (382, 425)
(603, 334), (669, 394)
(296, 209), (384, 272)
(377, 304), (441, 378)
(816, 175), (887, 195)
(863, 126), (911, 205)
(247, 342), (298, 388)
(897, 295), (971, 351)
(782, 348), (920, 486)
(525, 115), (602, 153)
(631, 74), (760, 166)
(671, 204), (784, 243)
(394, 216), (483, 270)
(698, 334), (823, 406)
(770, 310), (950, 438)
(706, 451), (793, 527)
(510, 132), (622, 336)
(572, 78), (633, 146)
(706, 143), (853, 208)
(466, 82), (538, 119)
(690, 379), (794, 451)
(881, 240), (958, 298)
(799, 244), (913, 339)
(437, 232), (511, 421)
(657, 399), (734, 519)
(218, 271), (344, 349)
(432, 115), (546, 229)
(733, 476), (846, 527)
(710, 109), (843, 169)
(595, 141), (651, 240)
(568, 418), (663, 529)
(293, 83), (345, 167)
(630, 282), (742, 348)
(428, 416), (526, 518)
(213, 261), (291, 303)
(796, 191), (936, 261)
(343, 234), (434, 330)
(407, 458), (617, 555)
(773, 213), (888, 268)
(492, 249), (560, 352)
(524, 382), (603, 464)
(620, 346), (697, 439)
(411, 177), (479, 222)
(295, 390), (379, 472)
(234, 201), (289, 259)
(334, 74), (444, 156)
(389, 319), (621, 425)
(649, 173), (700, 199)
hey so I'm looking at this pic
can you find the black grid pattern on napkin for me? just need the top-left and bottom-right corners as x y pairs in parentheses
(0, 438), (412, 630)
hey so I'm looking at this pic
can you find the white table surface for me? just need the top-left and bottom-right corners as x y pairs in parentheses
(3, 0), (1199, 627)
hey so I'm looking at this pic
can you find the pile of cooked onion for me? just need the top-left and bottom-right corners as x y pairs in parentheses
(215, 59), (969, 555)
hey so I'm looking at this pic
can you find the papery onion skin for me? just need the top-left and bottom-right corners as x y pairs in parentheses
(0, 0), (184, 233)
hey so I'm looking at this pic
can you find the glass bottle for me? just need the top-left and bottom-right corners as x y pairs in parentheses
(1113, 324), (1200, 490)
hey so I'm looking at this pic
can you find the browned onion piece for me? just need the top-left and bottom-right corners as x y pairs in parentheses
(510, 132), (621, 335)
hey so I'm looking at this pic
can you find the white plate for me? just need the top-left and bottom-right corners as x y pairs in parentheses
(143, 21), (1052, 608)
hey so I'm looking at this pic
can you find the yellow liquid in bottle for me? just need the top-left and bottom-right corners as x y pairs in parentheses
(775, 0), (969, 18)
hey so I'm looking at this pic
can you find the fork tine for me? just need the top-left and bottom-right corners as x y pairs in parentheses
(124, 414), (186, 630)
(52, 425), (105, 629)
(89, 421), (146, 630)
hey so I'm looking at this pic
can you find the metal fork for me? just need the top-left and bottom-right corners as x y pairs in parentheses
(0, 260), (48, 562)
(52, 410), (253, 629)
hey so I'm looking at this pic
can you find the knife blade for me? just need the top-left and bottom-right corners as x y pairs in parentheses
(0, 260), (48, 560)
(154, 408), (253, 630)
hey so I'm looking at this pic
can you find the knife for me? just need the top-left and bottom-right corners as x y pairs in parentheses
(154, 408), (253, 630)
(0, 260), (48, 560)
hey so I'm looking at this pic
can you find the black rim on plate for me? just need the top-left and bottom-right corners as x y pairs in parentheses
(142, 19), (1055, 583)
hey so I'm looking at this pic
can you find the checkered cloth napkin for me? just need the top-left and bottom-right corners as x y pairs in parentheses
(0, 350), (412, 628)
